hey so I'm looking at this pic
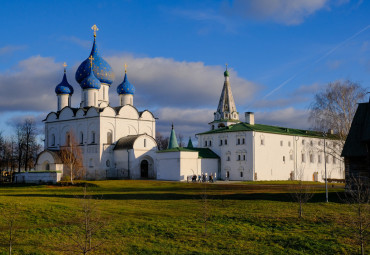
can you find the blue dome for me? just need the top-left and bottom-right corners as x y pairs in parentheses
(75, 37), (115, 86)
(55, 71), (74, 95)
(117, 73), (135, 95)
(80, 63), (101, 90)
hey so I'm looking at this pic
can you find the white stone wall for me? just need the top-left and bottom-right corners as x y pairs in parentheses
(14, 171), (62, 184)
(156, 151), (219, 181)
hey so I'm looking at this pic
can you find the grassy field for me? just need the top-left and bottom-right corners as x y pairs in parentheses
(0, 180), (367, 254)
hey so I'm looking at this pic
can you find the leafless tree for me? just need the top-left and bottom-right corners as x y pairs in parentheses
(57, 187), (109, 254)
(1, 203), (20, 255)
(60, 132), (85, 184)
(341, 176), (369, 255)
(177, 133), (184, 147)
(309, 80), (366, 160)
(290, 167), (314, 218)
(155, 132), (169, 150)
(200, 183), (210, 236)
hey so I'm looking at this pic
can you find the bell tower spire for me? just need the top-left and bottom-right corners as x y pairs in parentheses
(212, 65), (240, 129)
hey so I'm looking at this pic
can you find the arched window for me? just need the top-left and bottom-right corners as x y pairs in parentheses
(51, 134), (55, 146)
(209, 141), (212, 146)
(66, 133), (71, 146)
(80, 132), (84, 144)
(107, 132), (112, 145)
(91, 131), (96, 144)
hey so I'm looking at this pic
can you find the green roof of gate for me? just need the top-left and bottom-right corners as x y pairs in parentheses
(197, 122), (339, 139)
(157, 147), (219, 159)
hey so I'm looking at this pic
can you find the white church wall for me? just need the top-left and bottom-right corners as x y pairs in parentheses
(118, 105), (139, 119)
(59, 107), (74, 120)
(156, 152), (181, 181)
(198, 158), (219, 179)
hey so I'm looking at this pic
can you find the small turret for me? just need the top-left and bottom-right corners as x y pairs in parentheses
(55, 63), (74, 111)
(167, 124), (179, 149)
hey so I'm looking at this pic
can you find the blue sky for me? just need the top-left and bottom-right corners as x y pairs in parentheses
(0, 0), (369, 141)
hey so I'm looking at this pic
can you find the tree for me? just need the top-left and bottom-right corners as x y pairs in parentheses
(290, 167), (314, 218)
(60, 131), (85, 184)
(309, 80), (366, 160)
(155, 132), (169, 150)
(177, 133), (184, 147)
(57, 187), (109, 254)
(341, 176), (369, 255)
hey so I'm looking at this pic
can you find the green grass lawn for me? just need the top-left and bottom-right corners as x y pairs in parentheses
(0, 180), (367, 254)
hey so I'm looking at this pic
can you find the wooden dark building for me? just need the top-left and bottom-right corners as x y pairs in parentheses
(341, 100), (370, 188)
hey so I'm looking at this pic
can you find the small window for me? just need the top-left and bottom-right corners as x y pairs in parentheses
(242, 138), (245, 144)
(261, 139), (264, 145)
(225, 139), (227, 145)
(318, 155), (322, 163)
(205, 141), (207, 147)
(243, 155), (246, 161)
(302, 140), (305, 145)
(290, 154), (293, 160)
(226, 171), (230, 178)
(91, 131), (96, 144)
(280, 141), (283, 146)
(227, 156), (230, 161)
(237, 138), (240, 145)
(107, 132), (112, 145)
(106, 160), (110, 167)
(283, 156), (285, 162)
(80, 132), (84, 144)
(209, 141), (212, 146)
(238, 155), (241, 161)
(144, 139), (147, 147)
(301, 153), (305, 163)
(325, 155), (329, 164)
(310, 141), (313, 146)
(220, 140), (223, 146)
(333, 156), (336, 164)
(45, 163), (50, 171)
(240, 172), (243, 178)
(310, 154), (314, 163)
(288, 141), (291, 147)
(212, 125), (215, 130)
(318, 141), (322, 146)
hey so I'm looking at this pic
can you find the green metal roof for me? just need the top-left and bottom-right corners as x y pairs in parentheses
(168, 125), (179, 149)
(197, 122), (339, 139)
(342, 102), (370, 157)
(157, 147), (219, 159)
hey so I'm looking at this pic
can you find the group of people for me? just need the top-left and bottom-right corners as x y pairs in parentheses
(187, 174), (214, 183)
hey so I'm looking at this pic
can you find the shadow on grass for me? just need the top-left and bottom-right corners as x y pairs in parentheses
(3, 191), (346, 203)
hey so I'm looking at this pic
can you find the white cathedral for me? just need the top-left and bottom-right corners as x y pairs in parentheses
(23, 26), (344, 184)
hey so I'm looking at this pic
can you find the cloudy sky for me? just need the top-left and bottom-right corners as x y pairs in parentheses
(0, 0), (369, 142)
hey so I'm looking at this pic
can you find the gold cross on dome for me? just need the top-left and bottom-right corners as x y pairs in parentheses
(89, 55), (94, 67)
(124, 63), (128, 73)
(63, 62), (67, 72)
(225, 63), (228, 70)
(91, 24), (99, 37)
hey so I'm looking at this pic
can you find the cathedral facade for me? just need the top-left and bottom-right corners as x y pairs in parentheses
(35, 26), (158, 180)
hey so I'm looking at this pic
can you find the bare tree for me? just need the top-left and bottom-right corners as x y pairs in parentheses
(290, 167), (314, 218)
(309, 80), (366, 160)
(341, 176), (369, 255)
(1, 203), (20, 255)
(60, 131), (85, 184)
(200, 183), (210, 236)
(57, 187), (109, 254)
(177, 133), (184, 147)
(155, 132), (169, 151)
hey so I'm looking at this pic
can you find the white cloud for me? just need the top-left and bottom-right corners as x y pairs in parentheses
(230, 0), (346, 25)
(60, 36), (91, 49)
(106, 54), (258, 109)
(255, 107), (310, 129)
(0, 45), (27, 56)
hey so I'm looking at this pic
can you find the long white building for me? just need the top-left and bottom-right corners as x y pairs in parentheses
(197, 69), (345, 182)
